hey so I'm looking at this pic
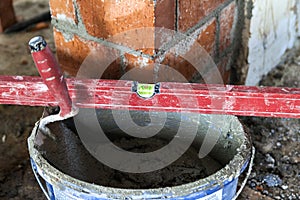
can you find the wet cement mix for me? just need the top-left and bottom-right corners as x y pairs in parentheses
(36, 117), (223, 189)
(0, 0), (299, 199)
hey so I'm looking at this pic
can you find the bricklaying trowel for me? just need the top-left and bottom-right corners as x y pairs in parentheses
(28, 36), (78, 139)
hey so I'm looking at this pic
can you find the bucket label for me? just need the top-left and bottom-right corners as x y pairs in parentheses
(198, 189), (222, 200)
(132, 81), (160, 99)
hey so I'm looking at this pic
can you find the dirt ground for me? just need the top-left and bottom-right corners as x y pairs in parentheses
(0, 0), (299, 199)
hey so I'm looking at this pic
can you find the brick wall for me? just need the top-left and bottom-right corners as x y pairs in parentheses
(50, 0), (242, 84)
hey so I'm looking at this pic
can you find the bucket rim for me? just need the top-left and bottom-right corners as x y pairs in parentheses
(28, 115), (252, 198)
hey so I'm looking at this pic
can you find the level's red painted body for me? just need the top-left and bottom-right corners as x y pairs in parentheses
(0, 75), (299, 118)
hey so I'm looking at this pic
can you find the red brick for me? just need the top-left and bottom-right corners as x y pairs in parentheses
(198, 58), (229, 84)
(106, 27), (155, 52)
(158, 42), (230, 83)
(155, 0), (176, 30)
(53, 29), (122, 78)
(124, 48), (155, 72)
(160, 53), (197, 81)
(54, 29), (90, 76)
(77, 0), (155, 39)
(102, 58), (123, 80)
(178, 0), (225, 32)
(0, 0), (16, 32)
(49, 0), (77, 23)
(196, 18), (217, 56)
(178, 0), (204, 32)
(123, 63), (157, 83)
(219, 2), (236, 51)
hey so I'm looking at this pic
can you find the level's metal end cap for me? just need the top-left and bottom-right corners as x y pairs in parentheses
(29, 36), (47, 52)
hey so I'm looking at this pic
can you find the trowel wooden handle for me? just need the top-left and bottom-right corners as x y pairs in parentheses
(29, 36), (73, 117)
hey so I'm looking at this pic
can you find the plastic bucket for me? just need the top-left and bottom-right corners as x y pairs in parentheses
(28, 111), (253, 200)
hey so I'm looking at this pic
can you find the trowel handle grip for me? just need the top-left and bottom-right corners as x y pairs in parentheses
(29, 36), (73, 117)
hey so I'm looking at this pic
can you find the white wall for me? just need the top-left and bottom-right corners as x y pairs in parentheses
(246, 0), (298, 85)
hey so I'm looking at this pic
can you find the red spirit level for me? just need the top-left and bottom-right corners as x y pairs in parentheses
(0, 75), (299, 118)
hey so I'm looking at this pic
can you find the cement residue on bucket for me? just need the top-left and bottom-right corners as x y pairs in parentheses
(35, 109), (229, 189)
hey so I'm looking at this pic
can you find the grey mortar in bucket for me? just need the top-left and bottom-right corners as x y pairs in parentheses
(28, 108), (252, 199)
